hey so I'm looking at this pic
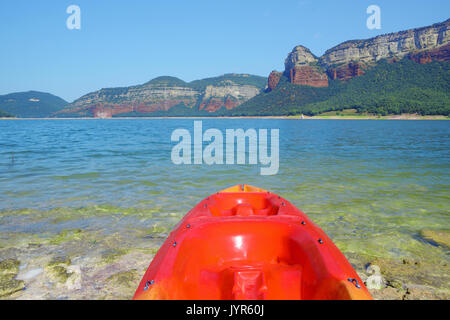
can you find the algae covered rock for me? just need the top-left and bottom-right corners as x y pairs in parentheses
(47, 265), (72, 283)
(366, 256), (450, 300)
(49, 229), (83, 245)
(100, 248), (128, 264)
(420, 229), (450, 248)
(45, 255), (79, 287)
(0, 259), (25, 298)
(107, 269), (139, 287)
(105, 269), (140, 299)
(47, 256), (72, 267)
(0, 258), (20, 276)
(0, 277), (25, 298)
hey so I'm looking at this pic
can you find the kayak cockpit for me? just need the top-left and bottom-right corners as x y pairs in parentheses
(133, 185), (372, 300)
(136, 219), (368, 300)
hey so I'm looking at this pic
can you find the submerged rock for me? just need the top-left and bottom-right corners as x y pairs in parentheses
(0, 259), (20, 276)
(420, 229), (450, 248)
(47, 266), (72, 283)
(105, 269), (140, 299)
(47, 256), (72, 267)
(107, 270), (139, 287)
(0, 277), (25, 298)
(0, 259), (25, 297)
(366, 256), (450, 300)
(100, 248), (128, 264)
(45, 255), (80, 288)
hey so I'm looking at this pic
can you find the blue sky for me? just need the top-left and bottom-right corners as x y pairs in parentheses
(0, 0), (448, 102)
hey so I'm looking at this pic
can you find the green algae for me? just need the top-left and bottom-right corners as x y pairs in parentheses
(0, 259), (20, 276)
(45, 256), (73, 284)
(49, 229), (83, 245)
(107, 270), (139, 287)
(0, 259), (25, 298)
(47, 266), (72, 283)
(0, 205), (158, 221)
(100, 248), (129, 264)
(47, 256), (71, 267)
(0, 277), (25, 298)
(104, 269), (141, 299)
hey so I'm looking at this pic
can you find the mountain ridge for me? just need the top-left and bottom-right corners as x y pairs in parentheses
(56, 73), (266, 118)
(270, 18), (450, 89)
(2, 19), (449, 118)
(0, 91), (68, 118)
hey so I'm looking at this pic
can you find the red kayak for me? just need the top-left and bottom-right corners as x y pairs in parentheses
(133, 185), (372, 300)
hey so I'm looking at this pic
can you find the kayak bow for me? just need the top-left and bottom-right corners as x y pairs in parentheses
(133, 185), (372, 300)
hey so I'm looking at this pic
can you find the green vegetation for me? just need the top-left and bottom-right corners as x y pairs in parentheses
(230, 59), (450, 116)
(0, 259), (25, 297)
(144, 76), (191, 87)
(106, 270), (139, 287)
(48, 229), (83, 245)
(0, 91), (68, 118)
(189, 73), (267, 91)
(100, 248), (129, 264)
(45, 256), (73, 284)
(0, 109), (13, 117)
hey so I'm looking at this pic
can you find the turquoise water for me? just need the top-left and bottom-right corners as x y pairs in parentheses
(0, 119), (449, 263)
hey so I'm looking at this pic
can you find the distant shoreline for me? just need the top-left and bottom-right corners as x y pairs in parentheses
(1, 114), (448, 120)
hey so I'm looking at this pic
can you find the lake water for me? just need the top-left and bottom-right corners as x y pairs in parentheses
(0, 119), (449, 299)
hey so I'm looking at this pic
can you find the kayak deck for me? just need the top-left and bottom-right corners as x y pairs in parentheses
(133, 185), (372, 300)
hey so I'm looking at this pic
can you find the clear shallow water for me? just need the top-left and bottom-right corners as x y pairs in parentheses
(0, 119), (449, 263)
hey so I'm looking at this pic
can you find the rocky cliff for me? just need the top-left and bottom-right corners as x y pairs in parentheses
(198, 81), (261, 112)
(268, 71), (283, 91)
(267, 19), (450, 91)
(58, 74), (266, 118)
(283, 46), (329, 88)
(320, 19), (449, 67)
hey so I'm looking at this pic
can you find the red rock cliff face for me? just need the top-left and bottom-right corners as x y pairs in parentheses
(326, 62), (366, 81)
(198, 96), (238, 112)
(268, 19), (449, 88)
(289, 66), (329, 87)
(282, 46), (329, 88)
(268, 71), (282, 91)
(89, 99), (191, 118)
(408, 44), (450, 64)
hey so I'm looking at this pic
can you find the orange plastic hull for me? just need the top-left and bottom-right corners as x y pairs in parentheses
(133, 185), (372, 300)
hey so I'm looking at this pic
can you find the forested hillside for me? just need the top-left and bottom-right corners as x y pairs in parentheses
(229, 59), (450, 116)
